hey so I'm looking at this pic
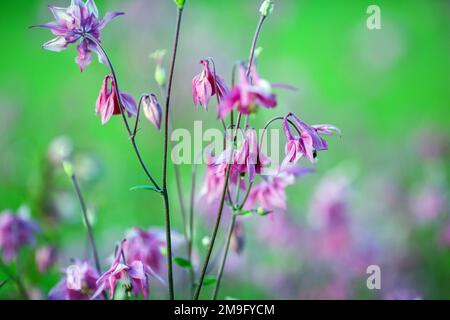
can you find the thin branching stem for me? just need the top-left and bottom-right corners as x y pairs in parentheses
(161, 6), (185, 300)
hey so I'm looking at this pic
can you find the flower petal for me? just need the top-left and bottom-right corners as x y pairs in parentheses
(42, 36), (68, 52)
(98, 12), (124, 30)
(76, 39), (93, 72)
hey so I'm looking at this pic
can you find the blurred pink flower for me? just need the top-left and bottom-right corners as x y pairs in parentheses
(245, 165), (313, 211)
(218, 64), (276, 119)
(410, 184), (447, 222)
(0, 207), (39, 262)
(48, 261), (99, 300)
(36, 246), (58, 273)
(200, 147), (244, 204)
(122, 228), (165, 272)
(96, 75), (137, 125)
(192, 59), (229, 111)
(32, 0), (124, 71)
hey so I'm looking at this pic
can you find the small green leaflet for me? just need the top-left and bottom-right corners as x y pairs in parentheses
(129, 185), (161, 193)
(173, 257), (192, 269)
(233, 208), (253, 216)
(202, 276), (217, 286)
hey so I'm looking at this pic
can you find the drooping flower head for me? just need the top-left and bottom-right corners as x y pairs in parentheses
(0, 207), (40, 262)
(234, 128), (271, 183)
(122, 228), (165, 272)
(95, 74), (137, 125)
(142, 94), (162, 130)
(282, 113), (340, 164)
(192, 59), (229, 111)
(92, 240), (163, 300)
(218, 64), (276, 119)
(48, 261), (99, 300)
(32, 0), (124, 71)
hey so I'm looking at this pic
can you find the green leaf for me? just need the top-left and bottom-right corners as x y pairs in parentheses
(225, 296), (239, 300)
(159, 247), (168, 257)
(129, 185), (161, 193)
(202, 276), (217, 286)
(173, 257), (192, 269)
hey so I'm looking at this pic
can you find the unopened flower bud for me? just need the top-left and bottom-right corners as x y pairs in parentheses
(142, 94), (162, 130)
(174, 0), (185, 9)
(154, 65), (167, 87)
(259, 0), (274, 17)
(62, 161), (74, 178)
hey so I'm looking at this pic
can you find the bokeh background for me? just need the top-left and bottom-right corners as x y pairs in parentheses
(0, 0), (449, 299)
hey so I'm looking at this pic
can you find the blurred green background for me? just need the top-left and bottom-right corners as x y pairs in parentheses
(0, 0), (449, 299)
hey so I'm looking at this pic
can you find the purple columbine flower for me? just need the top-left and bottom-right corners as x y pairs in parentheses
(192, 59), (229, 111)
(32, 0), (124, 71)
(282, 113), (340, 164)
(142, 94), (162, 130)
(48, 261), (100, 300)
(0, 207), (39, 262)
(218, 64), (276, 119)
(96, 74), (137, 125)
(122, 228), (165, 273)
(92, 240), (163, 300)
(36, 246), (58, 273)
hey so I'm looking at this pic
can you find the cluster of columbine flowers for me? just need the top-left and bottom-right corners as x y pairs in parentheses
(7, 0), (341, 300)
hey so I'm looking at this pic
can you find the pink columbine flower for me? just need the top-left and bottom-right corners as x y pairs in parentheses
(36, 246), (58, 273)
(142, 94), (162, 130)
(92, 240), (162, 300)
(0, 207), (39, 262)
(122, 228), (165, 272)
(245, 165), (313, 211)
(192, 59), (229, 111)
(282, 113), (340, 164)
(234, 128), (271, 183)
(32, 0), (124, 71)
(199, 146), (245, 204)
(96, 74), (137, 125)
(218, 64), (276, 119)
(48, 261), (100, 300)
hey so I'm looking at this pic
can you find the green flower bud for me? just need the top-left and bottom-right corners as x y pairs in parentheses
(62, 160), (74, 177)
(174, 0), (185, 9)
(154, 65), (167, 87)
(259, 0), (274, 17)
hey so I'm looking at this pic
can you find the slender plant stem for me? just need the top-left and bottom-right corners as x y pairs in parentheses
(161, 7), (185, 300)
(194, 114), (242, 299)
(70, 174), (102, 274)
(195, 12), (269, 300)
(0, 260), (28, 299)
(247, 15), (266, 76)
(83, 34), (160, 191)
(212, 214), (236, 299)
(187, 162), (197, 297)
